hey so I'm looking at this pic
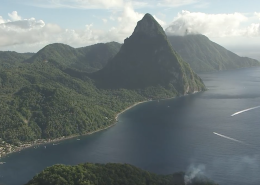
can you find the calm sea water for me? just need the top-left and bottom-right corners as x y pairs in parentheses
(1, 67), (260, 185)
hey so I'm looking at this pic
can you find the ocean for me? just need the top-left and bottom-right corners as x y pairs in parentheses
(1, 67), (260, 185)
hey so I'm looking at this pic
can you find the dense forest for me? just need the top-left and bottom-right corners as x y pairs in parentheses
(0, 56), (184, 145)
(0, 14), (205, 146)
(25, 163), (218, 185)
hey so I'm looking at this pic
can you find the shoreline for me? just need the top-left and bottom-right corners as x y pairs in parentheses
(115, 101), (147, 121)
(0, 100), (149, 160)
(0, 91), (202, 160)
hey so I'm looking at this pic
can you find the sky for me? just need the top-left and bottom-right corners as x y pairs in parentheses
(1, 0), (260, 59)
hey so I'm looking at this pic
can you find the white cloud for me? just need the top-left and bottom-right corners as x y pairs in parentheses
(165, 10), (260, 59)
(0, 16), (5, 24)
(254, 12), (260, 20)
(59, 24), (101, 46)
(103, 3), (144, 42)
(105, 2), (166, 42)
(244, 23), (260, 37)
(0, 11), (100, 51)
(165, 10), (248, 37)
(3, 18), (45, 29)
(0, 20), (55, 47)
(26, 0), (124, 9)
(0, 20), (102, 51)
(154, 15), (166, 28)
(8, 11), (21, 21)
(100, 3), (166, 44)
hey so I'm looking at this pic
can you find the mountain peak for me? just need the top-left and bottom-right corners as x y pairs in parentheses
(133, 13), (165, 37)
(91, 13), (205, 94)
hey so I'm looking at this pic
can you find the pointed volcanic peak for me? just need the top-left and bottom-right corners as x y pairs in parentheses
(92, 13), (205, 95)
(133, 13), (166, 38)
(167, 34), (260, 72)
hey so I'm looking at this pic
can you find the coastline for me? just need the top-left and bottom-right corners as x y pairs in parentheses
(0, 91), (201, 159)
(115, 101), (147, 121)
(0, 100), (148, 160)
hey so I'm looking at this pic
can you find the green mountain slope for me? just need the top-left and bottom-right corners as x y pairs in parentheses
(92, 14), (205, 94)
(0, 61), (145, 145)
(25, 163), (218, 185)
(0, 14), (205, 155)
(24, 42), (121, 72)
(0, 51), (34, 68)
(167, 34), (260, 72)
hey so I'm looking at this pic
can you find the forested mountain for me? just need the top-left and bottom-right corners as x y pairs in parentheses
(25, 163), (218, 185)
(0, 51), (34, 68)
(167, 34), (260, 72)
(0, 60), (145, 144)
(92, 14), (205, 94)
(0, 14), (205, 150)
(24, 42), (121, 72)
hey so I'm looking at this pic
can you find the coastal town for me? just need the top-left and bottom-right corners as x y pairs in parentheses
(0, 137), (66, 159)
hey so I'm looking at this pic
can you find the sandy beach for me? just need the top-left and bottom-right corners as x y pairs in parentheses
(115, 101), (147, 121)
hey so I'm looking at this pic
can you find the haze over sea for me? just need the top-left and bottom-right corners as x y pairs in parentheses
(1, 67), (260, 185)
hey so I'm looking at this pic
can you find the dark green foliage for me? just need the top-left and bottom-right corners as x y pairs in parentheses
(0, 60), (146, 143)
(0, 56), (183, 144)
(0, 14), (205, 145)
(167, 34), (260, 72)
(0, 51), (34, 68)
(92, 13), (205, 94)
(24, 42), (121, 72)
(25, 163), (218, 185)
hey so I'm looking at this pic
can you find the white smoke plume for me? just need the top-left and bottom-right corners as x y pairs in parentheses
(184, 164), (206, 185)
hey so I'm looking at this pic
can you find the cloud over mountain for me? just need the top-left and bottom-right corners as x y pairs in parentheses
(166, 10), (260, 38)
(165, 10), (247, 37)
(0, 6), (165, 52)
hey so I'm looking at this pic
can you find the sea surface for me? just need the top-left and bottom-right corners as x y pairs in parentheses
(1, 67), (260, 185)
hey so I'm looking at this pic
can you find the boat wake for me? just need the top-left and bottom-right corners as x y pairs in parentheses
(231, 106), (260, 116)
(213, 132), (249, 146)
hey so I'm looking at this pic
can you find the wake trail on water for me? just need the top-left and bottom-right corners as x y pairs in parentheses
(231, 106), (260, 116)
(213, 132), (249, 146)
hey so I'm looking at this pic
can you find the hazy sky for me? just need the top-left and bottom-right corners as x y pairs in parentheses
(1, 0), (260, 59)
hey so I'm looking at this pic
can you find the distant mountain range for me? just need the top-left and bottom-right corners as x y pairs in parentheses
(167, 34), (260, 72)
(1, 33), (258, 74)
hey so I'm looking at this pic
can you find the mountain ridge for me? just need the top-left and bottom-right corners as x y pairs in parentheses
(167, 34), (260, 72)
(23, 42), (121, 72)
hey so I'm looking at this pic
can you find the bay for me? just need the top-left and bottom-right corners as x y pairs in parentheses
(1, 67), (260, 185)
